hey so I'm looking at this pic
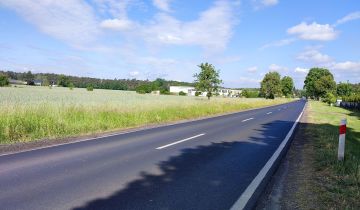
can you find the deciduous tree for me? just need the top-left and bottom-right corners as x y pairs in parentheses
(0, 74), (9, 87)
(260, 71), (282, 99)
(281, 76), (294, 97)
(337, 82), (352, 97)
(193, 63), (222, 100)
(304, 68), (336, 100)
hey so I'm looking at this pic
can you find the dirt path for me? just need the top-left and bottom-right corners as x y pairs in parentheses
(256, 103), (319, 210)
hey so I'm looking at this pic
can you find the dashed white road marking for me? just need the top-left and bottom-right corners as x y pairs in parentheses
(266, 112), (272, 115)
(242, 118), (254, 122)
(156, 133), (205, 150)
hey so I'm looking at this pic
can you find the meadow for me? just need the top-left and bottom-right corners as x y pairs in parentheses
(0, 85), (293, 144)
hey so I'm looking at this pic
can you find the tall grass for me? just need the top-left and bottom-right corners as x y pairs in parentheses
(0, 86), (293, 144)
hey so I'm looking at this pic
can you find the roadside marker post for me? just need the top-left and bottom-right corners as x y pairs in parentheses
(338, 119), (347, 161)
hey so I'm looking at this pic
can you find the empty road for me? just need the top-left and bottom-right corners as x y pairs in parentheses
(0, 100), (306, 210)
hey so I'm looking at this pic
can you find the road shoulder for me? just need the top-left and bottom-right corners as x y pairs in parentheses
(255, 103), (319, 210)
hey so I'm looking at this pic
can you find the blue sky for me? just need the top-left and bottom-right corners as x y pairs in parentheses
(0, 0), (359, 88)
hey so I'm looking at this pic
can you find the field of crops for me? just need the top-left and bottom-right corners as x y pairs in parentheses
(0, 85), (293, 144)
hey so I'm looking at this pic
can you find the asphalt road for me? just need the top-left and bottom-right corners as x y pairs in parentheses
(0, 100), (306, 210)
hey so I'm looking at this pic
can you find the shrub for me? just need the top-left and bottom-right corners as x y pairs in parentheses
(0, 74), (9, 87)
(136, 84), (153, 94)
(86, 84), (94, 91)
(160, 89), (170, 95)
(323, 92), (336, 105)
(69, 83), (75, 90)
(342, 94), (360, 103)
(179, 91), (187, 96)
(195, 91), (202, 96)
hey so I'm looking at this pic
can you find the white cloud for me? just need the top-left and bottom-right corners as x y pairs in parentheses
(0, 0), (100, 47)
(247, 66), (258, 73)
(334, 11), (360, 26)
(297, 48), (333, 64)
(140, 1), (237, 52)
(294, 67), (309, 74)
(287, 22), (338, 41)
(100, 18), (133, 30)
(153, 0), (172, 12)
(268, 64), (288, 73)
(260, 38), (296, 50)
(331, 61), (360, 72)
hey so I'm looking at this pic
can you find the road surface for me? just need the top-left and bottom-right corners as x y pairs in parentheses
(0, 100), (306, 210)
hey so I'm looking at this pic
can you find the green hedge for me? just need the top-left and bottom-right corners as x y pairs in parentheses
(342, 94), (360, 103)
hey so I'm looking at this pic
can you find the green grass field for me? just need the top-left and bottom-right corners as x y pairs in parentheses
(0, 85), (293, 144)
(306, 101), (360, 208)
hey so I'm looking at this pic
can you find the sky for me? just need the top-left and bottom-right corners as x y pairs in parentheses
(0, 0), (359, 88)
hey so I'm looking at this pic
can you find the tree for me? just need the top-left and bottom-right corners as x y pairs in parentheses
(0, 74), (9, 86)
(193, 63), (222, 100)
(241, 89), (260, 98)
(281, 76), (294, 97)
(86, 84), (94, 91)
(25, 71), (34, 85)
(58, 75), (70, 87)
(68, 83), (75, 90)
(136, 84), (153, 94)
(337, 82), (352, 97)
(260, 72), (282, 99)
(304, 68), (336, 100)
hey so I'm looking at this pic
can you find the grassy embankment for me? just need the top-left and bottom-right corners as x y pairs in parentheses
(0, 85), (293, 144)
(306, 101), (360, 208)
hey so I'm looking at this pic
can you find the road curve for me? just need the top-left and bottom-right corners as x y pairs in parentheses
(0, 100), (306, 210)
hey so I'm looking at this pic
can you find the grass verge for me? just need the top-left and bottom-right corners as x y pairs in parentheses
(306, 101), (360, 209)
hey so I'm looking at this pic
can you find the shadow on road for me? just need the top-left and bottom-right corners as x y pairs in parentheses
(72, 117), (360, 210)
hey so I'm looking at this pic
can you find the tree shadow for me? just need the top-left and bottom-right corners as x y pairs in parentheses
(71, 117), (360, 210)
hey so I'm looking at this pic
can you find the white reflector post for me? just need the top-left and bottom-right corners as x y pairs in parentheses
(338, 119), (347, 161)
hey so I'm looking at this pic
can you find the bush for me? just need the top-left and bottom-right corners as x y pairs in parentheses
(160, 89), (170, 95)
(0, 74), (9, 87)
(136, 84), (153, 94)
(69, 83), (75, 90)
(342, 94), (360, 103)
(323, 92), (336, 105)
(179, 91), (187, 96)
(195, 91), (202, 96)
(86, 84), (94, 91)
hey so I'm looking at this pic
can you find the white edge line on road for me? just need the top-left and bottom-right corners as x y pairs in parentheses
(230, 103), (306, 210)
(156, 133), (205, 150)
(0, 100), (300, 157)
(241, 118), (254, 122)
(266, 112), (272, 115)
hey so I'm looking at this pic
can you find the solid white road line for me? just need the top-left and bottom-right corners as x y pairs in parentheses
(241, 118), (254, 122)
(266, 112), (272, 115)
(156, 133), (205, 150)
(230, 104), (306, 210)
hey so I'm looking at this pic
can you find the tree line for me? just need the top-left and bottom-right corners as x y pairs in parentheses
(0, 70), (194, 91)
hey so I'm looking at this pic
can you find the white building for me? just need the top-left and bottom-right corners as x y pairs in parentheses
(169, 86), (195, 96)
(170, 86), (241, 97)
